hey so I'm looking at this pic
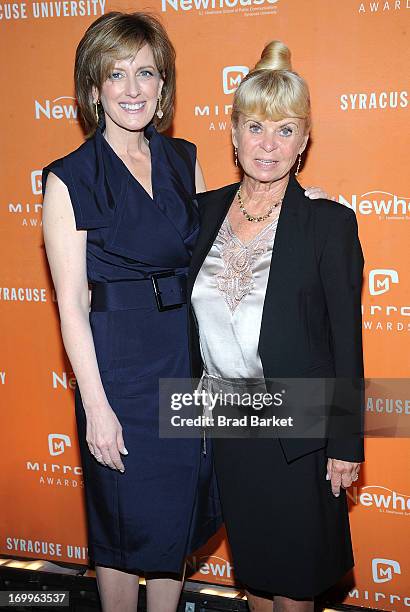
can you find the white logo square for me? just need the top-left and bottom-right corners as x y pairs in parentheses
(31, 170), (43, 195)
(48, 434), (71, 456)
(222, 66), (249, 95)
(372, 558), (401, 583)
(368, 269), (399, 296)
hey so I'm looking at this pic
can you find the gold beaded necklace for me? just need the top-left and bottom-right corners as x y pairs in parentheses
(237, 184), (283, 223)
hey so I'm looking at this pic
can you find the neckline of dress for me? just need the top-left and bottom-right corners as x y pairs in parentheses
(224, 215), (279, 249)
(99, 130), (155, 202)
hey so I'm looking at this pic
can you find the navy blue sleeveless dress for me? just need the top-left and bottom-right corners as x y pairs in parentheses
(43, 125), (221, 573)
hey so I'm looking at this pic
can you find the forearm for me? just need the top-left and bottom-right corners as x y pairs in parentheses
(58, 303), (125, 472)
(59, 304), (108, 414)
(42, 173), (109, 417)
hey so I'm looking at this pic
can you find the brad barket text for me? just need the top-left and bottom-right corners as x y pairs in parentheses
(170, 415), (294, 428)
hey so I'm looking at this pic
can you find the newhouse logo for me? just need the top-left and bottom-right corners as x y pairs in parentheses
(339, 191), (410, 220)
(347, 485), (410, 516)
(162, 0), (278, 12)
(52, 371), (76, 390)
(187, 555), (234, 582)
(34, 96), (78, 121)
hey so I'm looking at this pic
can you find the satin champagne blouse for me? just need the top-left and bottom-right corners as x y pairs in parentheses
(192, 216), (279, 381)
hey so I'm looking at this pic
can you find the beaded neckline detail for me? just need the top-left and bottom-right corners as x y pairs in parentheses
(214, 217), (278, 313)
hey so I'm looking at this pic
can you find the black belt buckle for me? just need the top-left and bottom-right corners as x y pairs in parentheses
(151, 272), (183, 312)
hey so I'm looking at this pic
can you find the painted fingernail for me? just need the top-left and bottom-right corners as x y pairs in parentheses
(122, 447), (128, 455)
(326, 473), (330, 480)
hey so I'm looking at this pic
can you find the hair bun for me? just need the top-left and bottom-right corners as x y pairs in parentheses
(253, 40), (292, 72)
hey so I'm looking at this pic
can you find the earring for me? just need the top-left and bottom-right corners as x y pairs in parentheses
(234, 147), (238, 167)
(156, 95), (164, 119)
(295, 154), (302, 176)
(94, 100), (99, 123)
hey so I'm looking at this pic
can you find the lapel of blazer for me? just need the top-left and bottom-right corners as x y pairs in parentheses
(258, 175), (306, 362)
(188, 182), (239, 297)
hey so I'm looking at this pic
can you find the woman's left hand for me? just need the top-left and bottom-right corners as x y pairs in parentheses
(304, 186), (337, 201)
(326, 458), (360, 497)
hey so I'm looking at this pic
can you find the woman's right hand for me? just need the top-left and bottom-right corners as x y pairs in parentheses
(85, 404), (128, 472)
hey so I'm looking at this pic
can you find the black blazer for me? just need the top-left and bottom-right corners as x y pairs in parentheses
(188, 175), (365, 463)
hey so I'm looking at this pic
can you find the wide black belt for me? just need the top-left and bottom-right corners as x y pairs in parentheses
(91, 272), (187, 313)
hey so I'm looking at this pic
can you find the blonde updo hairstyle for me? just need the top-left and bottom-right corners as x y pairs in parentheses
(232, 41), (311, 133)
(75, 11), (176, 137)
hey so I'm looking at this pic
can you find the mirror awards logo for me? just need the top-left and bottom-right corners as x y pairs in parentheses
(362, 268), (409, 333)
(25, 433), (83, 488)
(194, 65), (249, 132)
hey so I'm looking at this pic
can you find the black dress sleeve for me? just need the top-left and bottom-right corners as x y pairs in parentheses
(42, 136), (114, 231)
(42, 157), (86, 230)
(168, 138), (197, 197)
(319, 208), (365, 462)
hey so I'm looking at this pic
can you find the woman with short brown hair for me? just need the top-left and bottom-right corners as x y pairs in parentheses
(75, 11), (176, 136)
(42, 12), (220, 611)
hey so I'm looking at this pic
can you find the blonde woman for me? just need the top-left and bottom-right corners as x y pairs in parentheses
(189, 42), (364, 611)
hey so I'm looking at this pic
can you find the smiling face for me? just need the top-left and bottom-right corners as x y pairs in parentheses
(94, 43), (164, 134)
(232, 115), (309, 184)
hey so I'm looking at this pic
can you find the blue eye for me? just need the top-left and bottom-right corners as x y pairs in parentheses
(139, 70), (154, 78)
(249, 123), (262, 133)
(279, 125), (293, 137)
(110, 72), (123, 80)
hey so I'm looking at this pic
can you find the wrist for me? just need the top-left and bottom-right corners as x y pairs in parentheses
(80, 390), (110, 414)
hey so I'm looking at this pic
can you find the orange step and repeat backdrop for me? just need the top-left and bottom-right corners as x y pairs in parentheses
(1, 0), (409, 609)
